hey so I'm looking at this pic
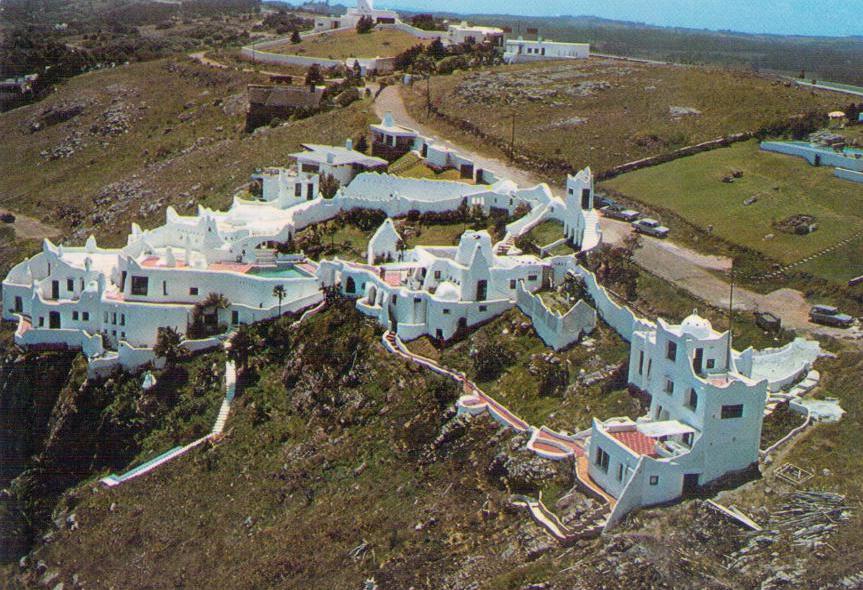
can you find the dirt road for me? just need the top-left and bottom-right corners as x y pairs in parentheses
(0, 209), (61, 241)
(374, 85), (860, 342)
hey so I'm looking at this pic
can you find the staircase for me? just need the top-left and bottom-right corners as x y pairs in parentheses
(494, 233), (516, 255)
(254, 248), (276, 265)
(511, 495), (607, 544)
(579, 210), (602, 251)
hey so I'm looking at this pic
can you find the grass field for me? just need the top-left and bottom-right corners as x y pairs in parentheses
(401, 58), (843, 180)
(268, 29), (428, 59)
(602, 139), (863, 280)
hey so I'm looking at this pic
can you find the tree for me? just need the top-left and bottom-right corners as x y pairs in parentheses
(291, 29), (302, 44)
(355, 134), (369, 153)
(305, 63), (324, 87)
(319, 173), (340, 199)
(427, 37), (446, 61)
(227, 324), (262, 377)
(153, 326), (183, 370)
(356, 15), (374, 34)
(272, 284), (287, 316)
(351, 59), (362, 83)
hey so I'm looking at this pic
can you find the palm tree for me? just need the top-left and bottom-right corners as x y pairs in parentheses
(272, 284), (287, 316)
(227, 324), (261, 378)
(153, 326), (183, 370)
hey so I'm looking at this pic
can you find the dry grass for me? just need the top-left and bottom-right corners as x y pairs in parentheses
(402, 58), (843, 179)
(268, 29), (429, 60)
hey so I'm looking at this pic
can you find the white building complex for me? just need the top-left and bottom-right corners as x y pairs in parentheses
(503, 37), (590, 63)
(446, 21), (505, 46)
(2, 112), (824, 527)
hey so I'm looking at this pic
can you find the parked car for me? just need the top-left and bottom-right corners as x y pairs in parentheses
(600, 204), (640, 222)
(755, 311), (781, 332)
(632, 218), (670, 238)
(809, 305), (854, 328)
(595, 194), (616, 208)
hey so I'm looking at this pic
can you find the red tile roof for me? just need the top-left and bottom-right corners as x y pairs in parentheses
(611, 430), (659, 457)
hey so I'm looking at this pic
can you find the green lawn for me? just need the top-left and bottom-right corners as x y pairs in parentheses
(268, 29), (428, 59)
(524, 219), (564, 247)
(602, 139), (863, 280)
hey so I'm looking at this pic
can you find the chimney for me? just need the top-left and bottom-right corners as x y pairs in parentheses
(326, 152), (335, 164)
(345, 138), (353, 151)
(383, 111), (394, 127)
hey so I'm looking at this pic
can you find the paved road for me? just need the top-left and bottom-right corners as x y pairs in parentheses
(374, 85), (861, 342)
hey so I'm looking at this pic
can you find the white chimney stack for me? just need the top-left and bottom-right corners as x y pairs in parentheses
(346, 138), (353, 151)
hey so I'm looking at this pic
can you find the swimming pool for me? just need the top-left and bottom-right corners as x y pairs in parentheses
(248, 265), (312, 279)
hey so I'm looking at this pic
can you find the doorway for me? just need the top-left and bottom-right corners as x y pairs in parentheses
(682, 473), (700, 496)
(48, 311), (61, 329)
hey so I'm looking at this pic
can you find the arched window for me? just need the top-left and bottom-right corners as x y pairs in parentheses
(345, 276), (356, 294)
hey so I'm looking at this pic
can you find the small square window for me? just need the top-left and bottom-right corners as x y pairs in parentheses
(434, 270), (441, 280)
(721, 404), (743, 419)
(528, 274), (537, 281)
(649, 475), (659, 486)
(706, 358), (715, 369)
(82, 312), (90, 321)
(509, 279), (516, 289)
(189, 287), (199, 296)
(72, 311), (79, 321)
(479, 305), (487, 312)
(442, 309), (451, 315)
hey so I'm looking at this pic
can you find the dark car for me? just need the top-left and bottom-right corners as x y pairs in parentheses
(595, 194), (617, 209)
(600, 204), (640, 222)
(632, 218), (670, 238)
(755, 311), (781, 332)
(809, 305), (854, 328)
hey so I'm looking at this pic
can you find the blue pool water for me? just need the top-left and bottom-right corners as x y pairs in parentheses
(248, 264), (311, 279)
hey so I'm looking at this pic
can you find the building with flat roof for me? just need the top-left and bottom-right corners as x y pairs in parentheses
(503, 37), (590, 63)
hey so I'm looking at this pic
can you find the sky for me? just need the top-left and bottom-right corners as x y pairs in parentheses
(383, 0), (863, 38)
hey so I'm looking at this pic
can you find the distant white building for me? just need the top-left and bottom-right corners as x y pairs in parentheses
(447, 21), (505, 46)
(504, 37), (590, 63)
(313, 0), (399, 32)
(289, 140), (388, 186)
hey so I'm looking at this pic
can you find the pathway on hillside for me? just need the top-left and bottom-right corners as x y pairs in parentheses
(374, 85), (860, 342)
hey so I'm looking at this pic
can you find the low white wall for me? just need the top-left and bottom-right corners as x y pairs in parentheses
(836, 167), (863, 183)
(515, 282), (596, 350)
(742, 337), (821, 392)
(572, 266), (655, 341)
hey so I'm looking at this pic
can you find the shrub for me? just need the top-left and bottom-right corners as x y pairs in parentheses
(472, 338), (514, 381)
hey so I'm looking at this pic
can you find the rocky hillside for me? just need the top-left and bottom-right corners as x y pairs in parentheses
(0, 57), (377, 273)
(2, 303), (862, 589)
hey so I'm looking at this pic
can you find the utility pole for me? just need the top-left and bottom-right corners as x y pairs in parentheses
(510, 110), (516, 160)
(425, 73), (431, 118)
(727, 262), (734, 371)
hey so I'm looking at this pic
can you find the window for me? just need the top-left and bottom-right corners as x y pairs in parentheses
(443, 309), (451, 315)
(130, 276), (149, 296)
(649, 475), (659, 486)
(664, 379), (674, 395)
(434, 270), (441, 280)
(666, 341), (677, 362)
(120, 314), (125, 326)
(82, 312), (90, 321)
(294, 183), (302, 197)
(38, 317), (44, 327)
(67, 278), (74, 292)
(647, 359), (652, 376)
(706, 358), (715, 369)
(510, 279), (516, 289)
(686, 389), (698, 410)
(189, 287), (199, 296)
(231, 310), (239, 325)
(163, 281), (168, 296)
(638, 350), (644, 375)
(72, 311), (79, 321)
(112, 312), (117, 325)
(14, 296), (22, 312)
(594, 447), (610, 473)
(721, 404), (744, 419)
(617, 463), (624, 481)
(104, 312), (109, 323)
(528, 274), (537, 281)
(479, 305), (487, 312)
(120, 332), (125, 339)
